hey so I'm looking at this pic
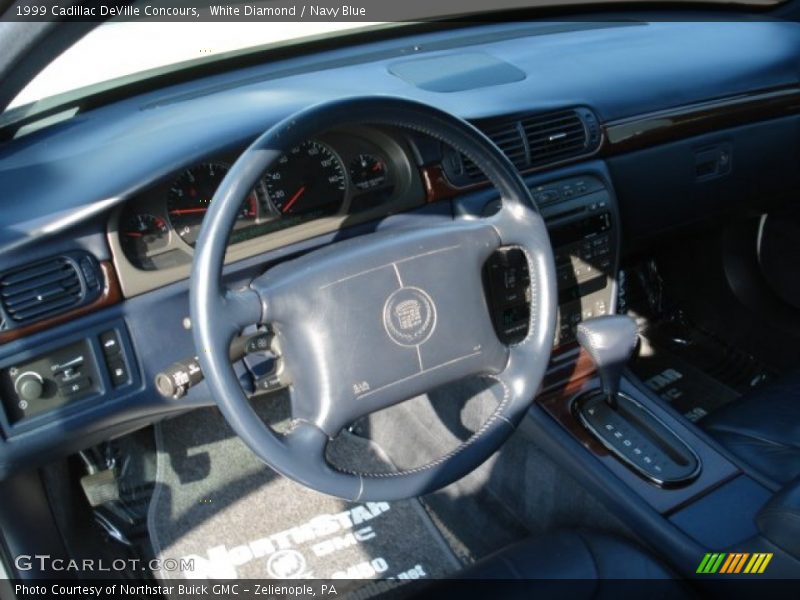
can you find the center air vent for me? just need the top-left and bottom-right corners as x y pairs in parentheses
(463, 122), (527, 180)
(523, 110), (592, 166)
(444, 107), (601, 186)
(0, 253), (102, 328)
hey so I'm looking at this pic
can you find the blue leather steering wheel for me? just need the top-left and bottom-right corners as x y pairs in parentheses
(190, 97), (557, 501)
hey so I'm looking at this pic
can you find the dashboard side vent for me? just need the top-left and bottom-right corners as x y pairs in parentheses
(0, 253), (102, 327)
(442, 107), (601, 186)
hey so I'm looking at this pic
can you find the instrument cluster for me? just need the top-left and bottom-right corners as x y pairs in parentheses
(115, 130), (409, 271)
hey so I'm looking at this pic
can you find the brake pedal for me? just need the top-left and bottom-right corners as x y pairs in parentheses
(80, 469), (120, 507)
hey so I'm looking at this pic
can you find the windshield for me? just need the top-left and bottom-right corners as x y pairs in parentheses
(3, 0), (786, 120)
(8, 21), (381, 110)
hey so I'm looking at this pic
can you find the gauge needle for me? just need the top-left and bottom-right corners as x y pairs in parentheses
(281, 185), (306, 214)
(124, 232), (143, 237)
(169, 208), (208, 215)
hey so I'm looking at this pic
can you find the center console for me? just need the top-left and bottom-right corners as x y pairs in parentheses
(465, 161), (796, 575)
(514, 171), (744, 512)
(498, 168), (800, 577)
(573, 315), (702, 488)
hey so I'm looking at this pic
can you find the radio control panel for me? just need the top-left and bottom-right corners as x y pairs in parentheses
(542, 176), (617, 347)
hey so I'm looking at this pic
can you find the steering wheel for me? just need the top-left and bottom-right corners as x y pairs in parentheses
(190, 97), (557, 501)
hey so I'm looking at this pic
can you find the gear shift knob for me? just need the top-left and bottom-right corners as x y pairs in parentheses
(576, 315), (638, 407)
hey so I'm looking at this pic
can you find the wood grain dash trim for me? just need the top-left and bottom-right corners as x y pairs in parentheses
(421, 86), (800, 200)
(537, 348), (608, 455)
(602, 86), (800, 155)
(421, 164), (472, 202)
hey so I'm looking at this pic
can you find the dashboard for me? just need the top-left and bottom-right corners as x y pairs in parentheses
(0, 19), (799, 479)
(109, 127), (425, 296)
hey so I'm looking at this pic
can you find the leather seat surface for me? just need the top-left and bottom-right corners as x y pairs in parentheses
(703, 372), (800, 485)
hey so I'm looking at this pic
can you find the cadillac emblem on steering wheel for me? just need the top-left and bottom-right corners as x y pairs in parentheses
(383, 286), (437, 347)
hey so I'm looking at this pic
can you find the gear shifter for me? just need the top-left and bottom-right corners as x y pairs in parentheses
(576, 315), (639, 408)
(573, 315), (701, 487)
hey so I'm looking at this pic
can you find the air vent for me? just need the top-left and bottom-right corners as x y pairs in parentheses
(0, 254), (101, 327)
(463, 122), (527, 180)
(523, 110), (589, 166)
(443, 107), (601, 186)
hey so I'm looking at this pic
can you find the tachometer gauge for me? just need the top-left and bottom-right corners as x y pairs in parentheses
(349, 154), (388, 191)
(167, 162), (259, 246)
(265, 141), (346, 218)
(167, 162), (225, 246)
(120, 213), (169, 254)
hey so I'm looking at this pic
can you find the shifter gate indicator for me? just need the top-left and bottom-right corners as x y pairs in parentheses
(383, 287), (437, 347)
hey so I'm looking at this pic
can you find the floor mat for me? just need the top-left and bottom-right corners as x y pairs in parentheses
(147, 396), (460, 588)
(359, 378), (631, 562)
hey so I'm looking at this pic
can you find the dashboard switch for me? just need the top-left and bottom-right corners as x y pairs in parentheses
(484, 248), (532, 344)
(107, 358), (129, 387)
(100, 330), (122, 356)
(59, 376), (92, 397)
(56, 368), (81, 384)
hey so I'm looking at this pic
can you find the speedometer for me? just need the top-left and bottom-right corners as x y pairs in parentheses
(265, 141), (346, 218)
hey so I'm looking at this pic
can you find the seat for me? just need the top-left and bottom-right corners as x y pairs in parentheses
(703, 372), (800, 485)
(459, 531), (675, 580)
